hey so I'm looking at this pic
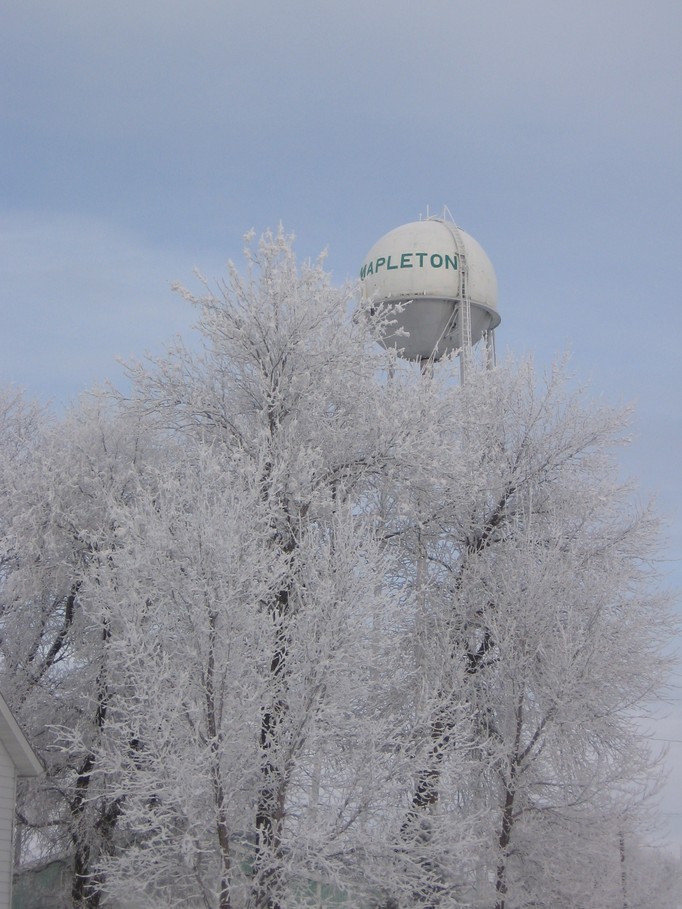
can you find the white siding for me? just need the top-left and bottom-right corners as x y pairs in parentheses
(0, 738), (16, 909)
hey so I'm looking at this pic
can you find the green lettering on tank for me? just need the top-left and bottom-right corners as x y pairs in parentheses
(360, 251), (459, 279)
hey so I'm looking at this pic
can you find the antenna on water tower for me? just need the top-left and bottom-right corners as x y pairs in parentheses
(359, 210), (500, 381)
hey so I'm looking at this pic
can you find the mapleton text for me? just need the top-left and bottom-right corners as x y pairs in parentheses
(360, 252), (459, 279)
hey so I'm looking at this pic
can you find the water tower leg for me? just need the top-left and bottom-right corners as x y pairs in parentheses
(484, 330), (497, 371)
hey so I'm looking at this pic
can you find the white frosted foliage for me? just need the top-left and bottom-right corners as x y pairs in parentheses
(0, 231), (676, 909)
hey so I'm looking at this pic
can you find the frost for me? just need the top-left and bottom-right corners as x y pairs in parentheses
(0, 236), (677, 909)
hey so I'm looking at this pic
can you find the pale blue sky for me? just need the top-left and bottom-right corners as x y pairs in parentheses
(2, 0), (681, 852)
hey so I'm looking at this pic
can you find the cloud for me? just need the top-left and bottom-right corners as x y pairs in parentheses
(0, 211), (204, 407)
(4, 0), (680, 146)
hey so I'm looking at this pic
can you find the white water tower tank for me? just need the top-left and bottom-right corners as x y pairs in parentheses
(360, 216), (500, 361)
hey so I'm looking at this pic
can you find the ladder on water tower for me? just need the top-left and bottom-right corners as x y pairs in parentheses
(449, 223), (472, 382)
(451, 226), (472, 349)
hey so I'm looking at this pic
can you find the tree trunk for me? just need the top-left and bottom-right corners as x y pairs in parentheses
(619, 829), (628, 909)
(72, 624), (113, 909)
(494, 783), (515, 909)
(494, 698), (523, 909)
(253, 587), (290, 909)
(71, 754), (99, 909)
(206, 609), (233, 909)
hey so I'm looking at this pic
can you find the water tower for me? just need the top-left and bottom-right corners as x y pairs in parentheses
(359, 213), (500, 378)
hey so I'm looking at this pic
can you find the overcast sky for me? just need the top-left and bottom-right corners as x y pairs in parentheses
(2, 0), (681, 854)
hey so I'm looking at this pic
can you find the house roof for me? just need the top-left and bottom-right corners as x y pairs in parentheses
(0, 693), (42, 777)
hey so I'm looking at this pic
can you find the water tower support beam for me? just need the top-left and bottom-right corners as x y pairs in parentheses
(484, 329), (497, 371)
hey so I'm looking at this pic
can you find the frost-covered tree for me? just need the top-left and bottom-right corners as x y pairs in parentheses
(80, 230), (479, 909)
(0, 391), (160, 906)
(379, 361), (674, 909)
(0, 230), (675, 909)
(75, 446), (432, 908)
